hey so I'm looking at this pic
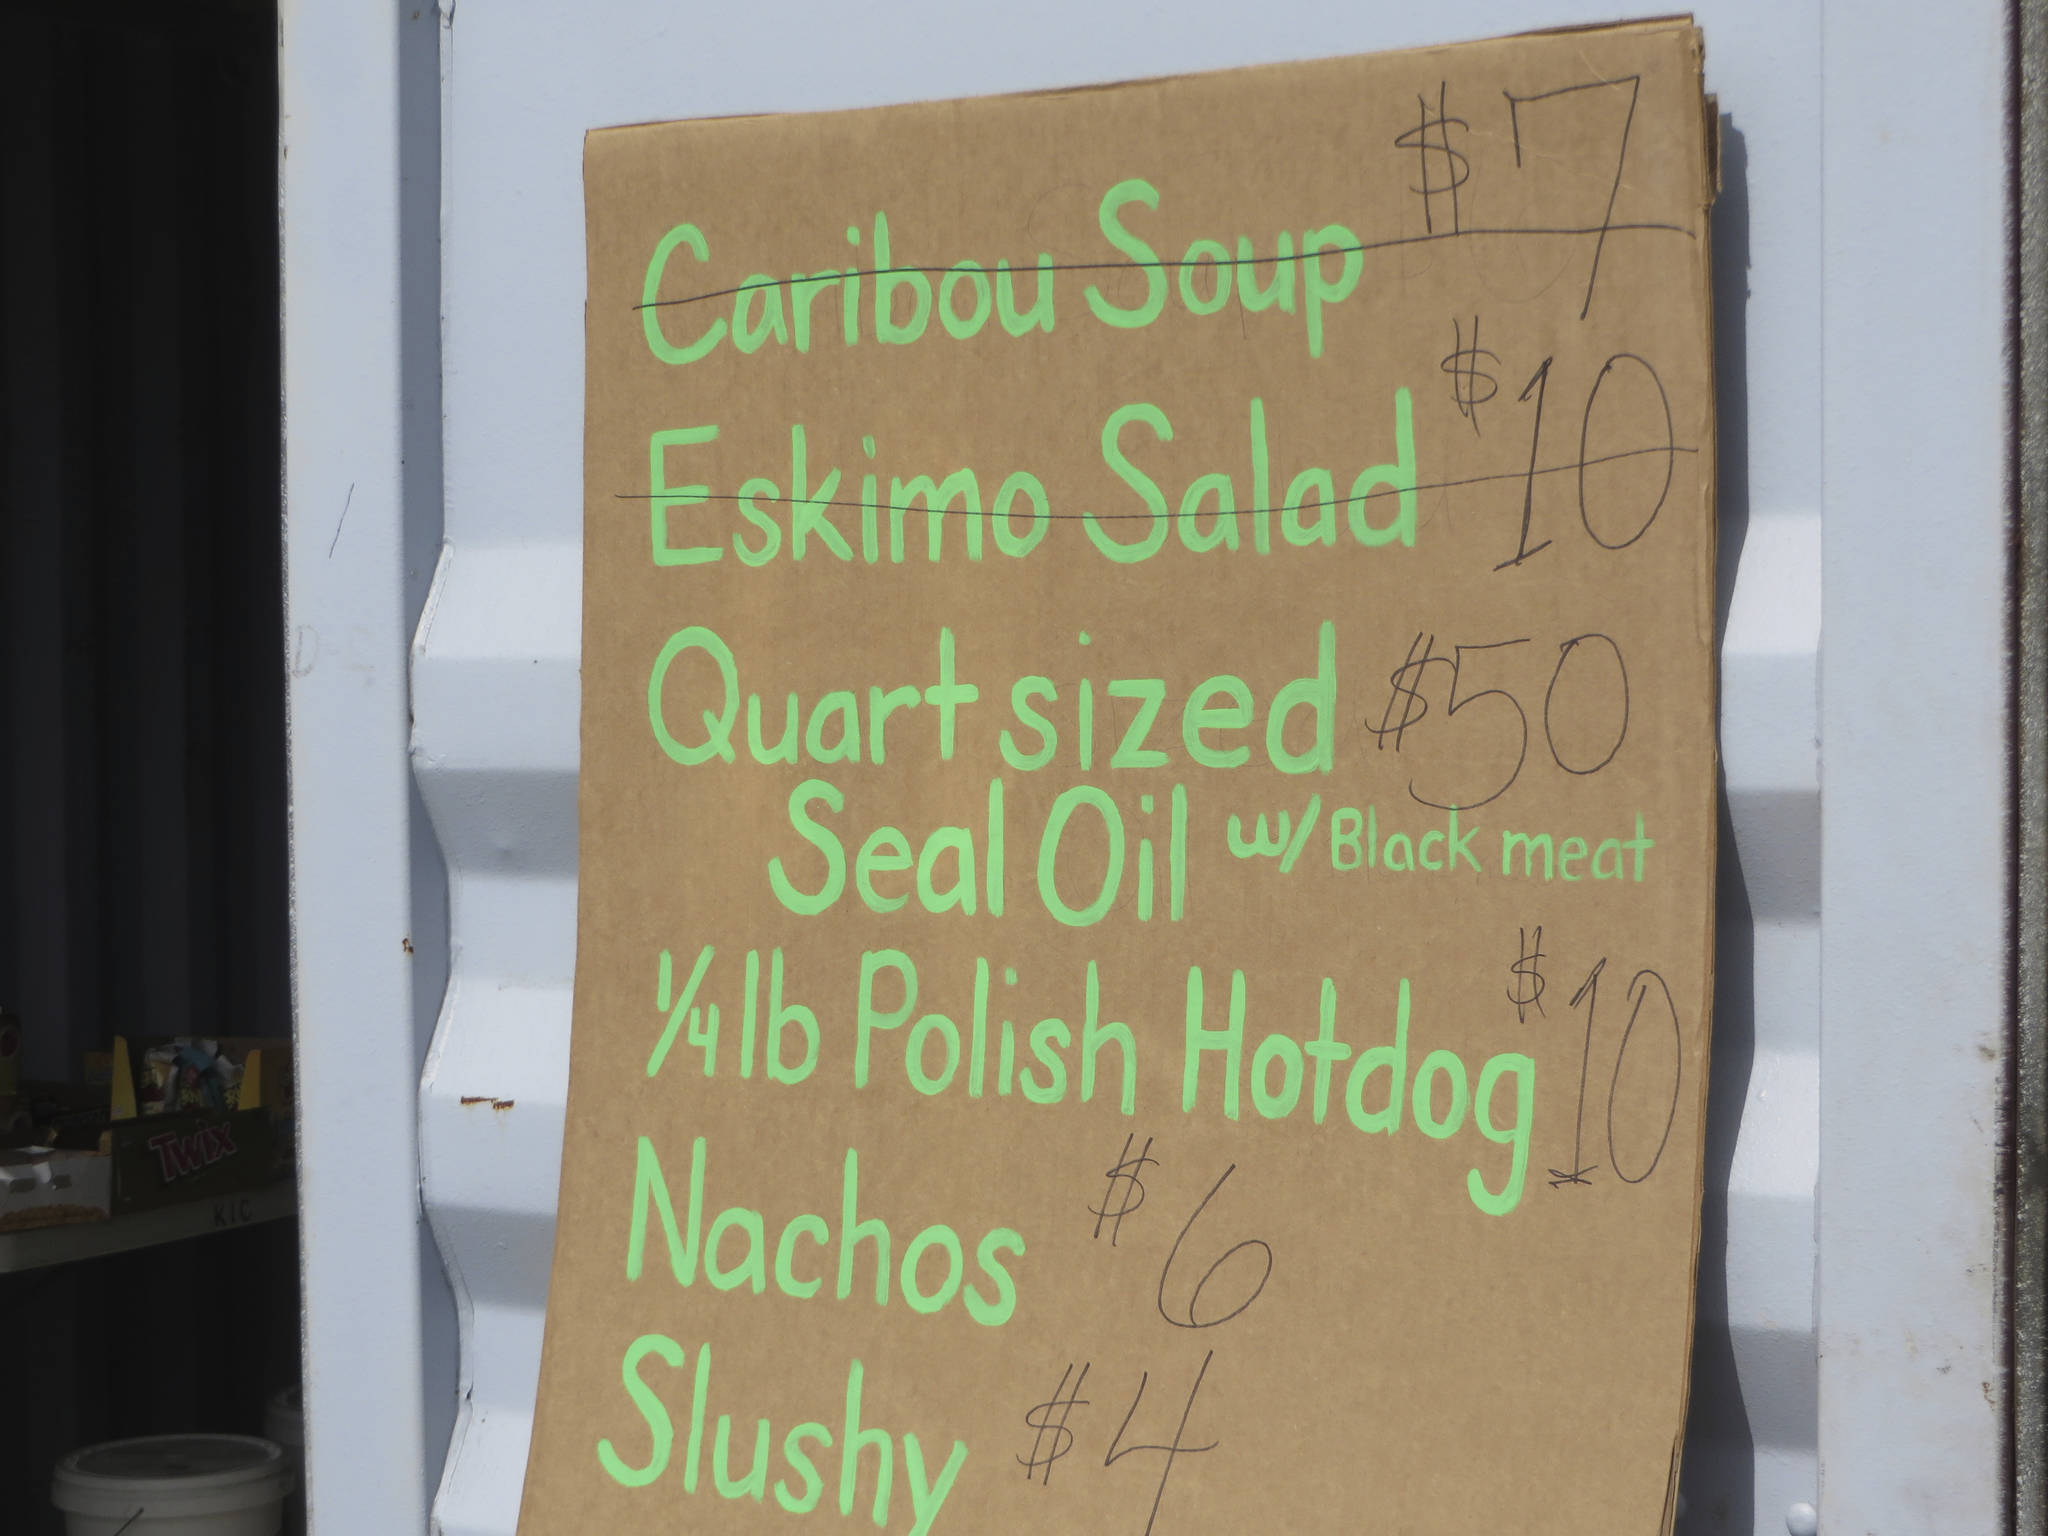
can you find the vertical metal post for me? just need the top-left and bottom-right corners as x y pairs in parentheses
(279, 3), (441, 1529)
(2013, 1), (2047, 1530)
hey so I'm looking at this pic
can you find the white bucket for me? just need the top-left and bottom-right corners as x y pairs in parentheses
(52, 1434), (292, 1536)
(262, 1388), (304, 1536)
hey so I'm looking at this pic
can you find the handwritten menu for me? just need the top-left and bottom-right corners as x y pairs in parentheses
(523, 19), (1718, 1535)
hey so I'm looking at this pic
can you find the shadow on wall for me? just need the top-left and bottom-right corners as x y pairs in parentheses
(1676, 117), (1760, 1536)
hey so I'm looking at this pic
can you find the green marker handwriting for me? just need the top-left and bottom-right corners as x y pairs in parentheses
(633, 392), (1415, 568)
(597, 1340), (968, 1533)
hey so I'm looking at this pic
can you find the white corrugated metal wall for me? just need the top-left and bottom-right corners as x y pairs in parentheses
(280, 2), (2013, 1533)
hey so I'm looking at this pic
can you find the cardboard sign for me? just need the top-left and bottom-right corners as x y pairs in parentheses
(528, 19), (1717, 1535)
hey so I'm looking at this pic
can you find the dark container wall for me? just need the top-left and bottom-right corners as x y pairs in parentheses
(1, 1), (289, 1076)
(0, 4), (297, 1530)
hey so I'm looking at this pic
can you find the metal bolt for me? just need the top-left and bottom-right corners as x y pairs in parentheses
(1786, 1500), (1818, 1536)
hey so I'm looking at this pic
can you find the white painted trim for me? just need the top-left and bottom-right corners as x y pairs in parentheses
(280, 4), (432, 1530)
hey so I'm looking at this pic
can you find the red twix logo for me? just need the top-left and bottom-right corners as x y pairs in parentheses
(146, 1124), (238, 1182)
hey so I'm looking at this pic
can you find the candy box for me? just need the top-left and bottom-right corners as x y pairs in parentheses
(101, 1036), (293, 1214)
(0, 1145), (111, 1231)
(100, 1105), (284, 1215)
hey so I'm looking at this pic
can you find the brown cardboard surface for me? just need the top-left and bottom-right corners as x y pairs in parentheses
(530, 20), (1716, 1534)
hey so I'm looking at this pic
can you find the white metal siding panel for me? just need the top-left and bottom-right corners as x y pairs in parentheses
(415, 544), (579, 1536)
(1818, 5), (2011, 1527)
(413, 4), (1870, 1532)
